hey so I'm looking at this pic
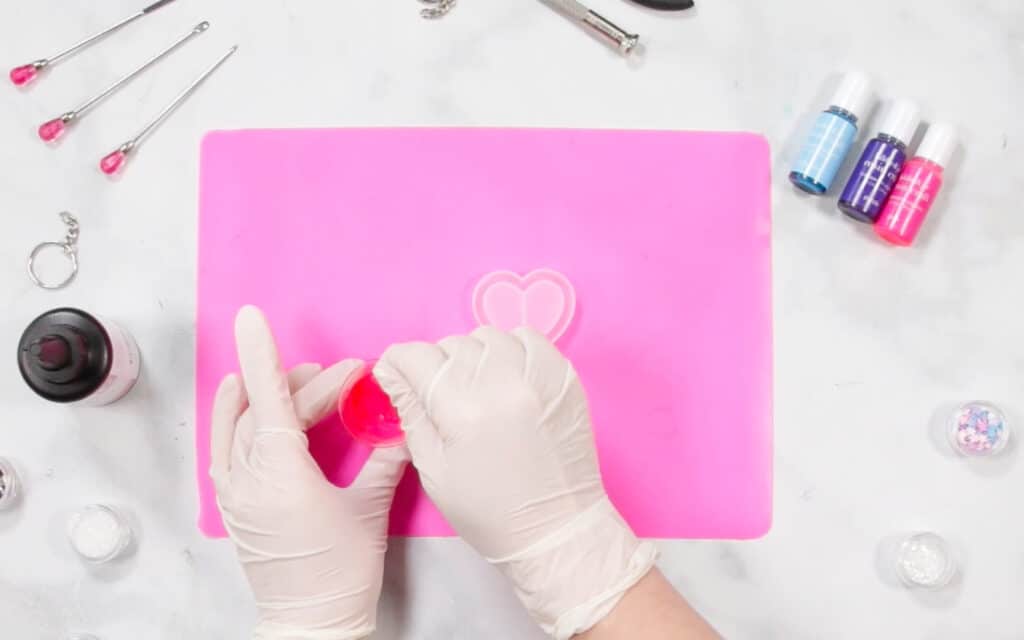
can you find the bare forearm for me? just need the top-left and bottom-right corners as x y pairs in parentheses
(577, 569), (720, 640)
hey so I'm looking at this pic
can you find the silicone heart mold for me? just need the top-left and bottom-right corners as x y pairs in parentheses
(472, 269), (577, 343)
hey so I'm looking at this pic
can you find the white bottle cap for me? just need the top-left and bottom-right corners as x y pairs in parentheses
(916, 123), (958, 167)
(830, 71), (874, 119)
(877, 100), (920, 145)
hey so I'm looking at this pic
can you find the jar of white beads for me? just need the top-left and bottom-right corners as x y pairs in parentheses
(894, 532), (957, 590)
(67, 504), (134, 563)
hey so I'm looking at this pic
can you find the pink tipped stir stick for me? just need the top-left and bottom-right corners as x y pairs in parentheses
(38, 21), (209, 144)
(10, 0), (180, 87)
(100, 45), (238, 176)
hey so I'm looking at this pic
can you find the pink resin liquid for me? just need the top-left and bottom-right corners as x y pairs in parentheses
(875, 157), (944, 246)
(338, 369), (404, 447)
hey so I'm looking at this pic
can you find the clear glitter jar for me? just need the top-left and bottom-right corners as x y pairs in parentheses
(0, 457), (20, 510)
(895, 532), (957, 589)
(949, 401), (1010, 457)
(67, 504), (134, 563)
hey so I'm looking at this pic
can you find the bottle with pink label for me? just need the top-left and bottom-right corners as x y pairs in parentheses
(18, 308), (141, 406)
(874, 124), (958, 246)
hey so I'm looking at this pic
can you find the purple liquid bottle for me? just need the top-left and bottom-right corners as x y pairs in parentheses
(838, 100), (920, 223)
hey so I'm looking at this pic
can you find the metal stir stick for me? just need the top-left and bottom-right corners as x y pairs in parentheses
(10, 0), (180, 86)
(100, 45), (239, 175)
(38, 21), (209, 142)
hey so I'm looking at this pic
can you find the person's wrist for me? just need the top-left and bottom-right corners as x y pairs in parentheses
(253, 597), (377, 640)
(489, 497), (658, 640)
(253, 621), (373, 640)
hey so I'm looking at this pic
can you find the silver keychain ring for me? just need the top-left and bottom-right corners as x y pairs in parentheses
(28, 241), (79, 290)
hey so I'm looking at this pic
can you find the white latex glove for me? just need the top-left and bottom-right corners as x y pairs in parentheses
(374, 327), (658, 640)
(210, 306), (408, 640)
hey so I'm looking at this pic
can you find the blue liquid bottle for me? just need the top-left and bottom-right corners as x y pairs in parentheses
(789, 72), (874, 195)
(838, 100), (920, 222)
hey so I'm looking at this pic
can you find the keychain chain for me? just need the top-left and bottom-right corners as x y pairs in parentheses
(59, 212), (80, 254)
(28, 212), (81, 290)
(419, 0), (456, 19)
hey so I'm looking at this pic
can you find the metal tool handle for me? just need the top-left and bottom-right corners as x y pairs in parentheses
(540, 0), (639, 55)
(582, 11), (639, 54)
(543, 0), (589, 20)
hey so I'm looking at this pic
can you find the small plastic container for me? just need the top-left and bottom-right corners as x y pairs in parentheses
(338, 366), (404, 447)
(68, 504), (134, 563)
(0, 457), (20, 510)
(949, 401), (1010, 457)
(895, 532), (957, 590)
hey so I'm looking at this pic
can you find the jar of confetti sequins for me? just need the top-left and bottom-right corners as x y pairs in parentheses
(948, 401), (1010, 457)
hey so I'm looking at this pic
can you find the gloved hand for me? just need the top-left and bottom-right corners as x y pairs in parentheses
(374, 327), (658, 640)
(210, 306), (408, 640)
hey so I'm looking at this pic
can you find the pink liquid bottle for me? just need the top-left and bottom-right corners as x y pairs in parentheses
(875, 124), (958, 246)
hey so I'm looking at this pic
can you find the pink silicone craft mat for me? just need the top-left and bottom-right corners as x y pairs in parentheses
(196, 128), (773, 539)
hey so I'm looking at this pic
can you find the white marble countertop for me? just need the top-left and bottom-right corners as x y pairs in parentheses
(2, 1), (1022, 638)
